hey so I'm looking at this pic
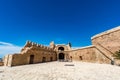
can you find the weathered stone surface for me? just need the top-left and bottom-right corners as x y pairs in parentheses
(92, 26), (120, 64)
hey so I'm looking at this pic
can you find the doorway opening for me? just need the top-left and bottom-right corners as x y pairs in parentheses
(42, 57), (46, 62)
(50, 57), (53, 61)
(29, 55), (34, 64)
(59, 53), (64, 60)
(79, 56), (83, 60)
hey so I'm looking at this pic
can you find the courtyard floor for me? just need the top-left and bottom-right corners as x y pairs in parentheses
(0, 61), (120, 80)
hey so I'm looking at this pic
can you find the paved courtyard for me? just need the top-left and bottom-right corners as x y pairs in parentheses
(0, 61), (120, 80)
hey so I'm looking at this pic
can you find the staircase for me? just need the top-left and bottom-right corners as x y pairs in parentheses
(95, 43), (114, 61)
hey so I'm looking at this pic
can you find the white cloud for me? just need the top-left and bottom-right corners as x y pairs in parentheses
(0, 41), (22, 58)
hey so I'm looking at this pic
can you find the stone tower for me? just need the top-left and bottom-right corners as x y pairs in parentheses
(49, 41), (55, 49)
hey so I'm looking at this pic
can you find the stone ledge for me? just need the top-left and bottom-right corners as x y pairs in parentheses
(91, 26), (120, 40)
(71, 45), (95, 51)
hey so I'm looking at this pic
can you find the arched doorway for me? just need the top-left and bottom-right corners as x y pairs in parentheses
(58, 47), (64, 51)
(29, 55), (34, 64)
(59, 53), (64, 60)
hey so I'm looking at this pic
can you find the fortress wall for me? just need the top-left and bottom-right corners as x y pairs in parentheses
(69, 46), (110, 63)
(5, 28), (120, 66)
(6, 49), (57, 66)
(92, 26), (120, 53)
(69, 46), (96, 62)
(94, 47), (110, 63)
(11, 54), (27, 66)
(3, 41), (57, 66)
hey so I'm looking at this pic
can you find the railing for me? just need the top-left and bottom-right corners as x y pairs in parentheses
(95, 46), (112, 60)
(97, 43), (114, 55)
(95, 43), (114, 61)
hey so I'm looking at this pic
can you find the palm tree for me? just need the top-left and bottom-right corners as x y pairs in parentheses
(68, 42), (72, 47)
(113, 50), (120, 60)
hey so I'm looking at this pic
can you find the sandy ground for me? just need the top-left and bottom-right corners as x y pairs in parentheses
(0, 61), (120, 80)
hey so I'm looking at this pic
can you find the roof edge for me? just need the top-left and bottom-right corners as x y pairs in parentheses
(91, 26), (120, 39)
(71, 45), (95, 51)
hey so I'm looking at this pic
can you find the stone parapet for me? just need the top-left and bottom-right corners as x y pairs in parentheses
(23, 41), (54, 51)
(91, 26), (120, 39)
(71, 45), (95, 51)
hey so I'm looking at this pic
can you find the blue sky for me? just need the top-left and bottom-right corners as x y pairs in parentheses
(0, 0), (120, 57)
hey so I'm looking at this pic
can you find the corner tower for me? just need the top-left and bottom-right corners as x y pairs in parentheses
(49, 41), (55, 49)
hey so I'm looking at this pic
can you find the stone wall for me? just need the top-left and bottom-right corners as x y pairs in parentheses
(69, 46), (110, 63)
(92, 26), (120, 53)
(4, 41), (57, 66)
(11, 52), (57, 66)
(92, 26), (120, 64)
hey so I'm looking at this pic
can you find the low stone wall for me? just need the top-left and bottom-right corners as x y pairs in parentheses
(4, 48), (57, 66)
(10, 52), (57, 66)
(69, 46), (110, 63)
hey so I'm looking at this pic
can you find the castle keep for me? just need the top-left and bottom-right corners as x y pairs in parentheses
(3, 26), (120, 66)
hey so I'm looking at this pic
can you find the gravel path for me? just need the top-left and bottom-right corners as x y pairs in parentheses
(0, 61), (120, 80)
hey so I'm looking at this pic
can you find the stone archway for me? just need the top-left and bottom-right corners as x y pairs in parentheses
(58, 47), (64, 51)
(59, 53), (64, 60)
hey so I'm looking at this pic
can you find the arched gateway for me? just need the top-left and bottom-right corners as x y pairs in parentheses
(59, 53), (64, 60)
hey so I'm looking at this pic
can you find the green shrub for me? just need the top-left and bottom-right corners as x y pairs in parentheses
(113, 50), (120, 59)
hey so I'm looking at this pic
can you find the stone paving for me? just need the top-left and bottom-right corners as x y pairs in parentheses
(0, 61), (120, 80)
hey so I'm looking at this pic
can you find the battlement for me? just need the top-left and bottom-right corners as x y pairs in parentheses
(91, 26), (120, 39)
(24, 41), (53, 51)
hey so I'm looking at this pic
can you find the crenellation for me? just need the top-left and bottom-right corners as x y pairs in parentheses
(44, 46), (47, 49)
(46, 46), (49, 50)
(36, 44), (38, 47)
(31, 42), (34, 46)
(42, 45), (45, 47)
(37, 43), (40, 47)
(34, 43), (37, 46)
